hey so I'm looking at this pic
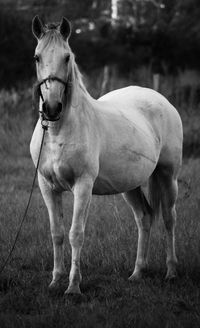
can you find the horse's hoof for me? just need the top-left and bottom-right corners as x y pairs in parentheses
(48, 278), (66, 296)
(128, 271), (143, 282)
(165, 264), (178, 281)
(49, 280), (57, 289)
(165, 271), (177, 281)
(65, 290), (87, 304)
(65, 285), (81, 295)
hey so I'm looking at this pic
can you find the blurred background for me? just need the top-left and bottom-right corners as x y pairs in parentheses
(0, 0), (200, 155)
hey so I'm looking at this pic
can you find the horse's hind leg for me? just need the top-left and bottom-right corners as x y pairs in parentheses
(123, 187), (153, 280)
(158, 168), (178, 279)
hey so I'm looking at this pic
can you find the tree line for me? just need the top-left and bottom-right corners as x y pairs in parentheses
(0, 0), (200, 88)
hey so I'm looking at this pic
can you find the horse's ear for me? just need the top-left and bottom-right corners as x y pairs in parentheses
(32, 15), (44, 40)
(60, 17), (71, 40)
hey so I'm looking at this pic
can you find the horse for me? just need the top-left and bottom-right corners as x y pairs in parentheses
(30, 16), (183, 295)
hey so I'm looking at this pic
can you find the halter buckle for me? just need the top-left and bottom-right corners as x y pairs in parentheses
(41, 118), (49, 130)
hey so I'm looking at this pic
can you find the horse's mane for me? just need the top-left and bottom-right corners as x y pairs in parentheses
(66, 56), (90, 108)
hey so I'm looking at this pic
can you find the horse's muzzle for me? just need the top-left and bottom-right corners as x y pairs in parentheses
(42, 101), (62, 121)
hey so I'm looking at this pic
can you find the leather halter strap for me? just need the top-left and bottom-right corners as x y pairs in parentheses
(37, 75), (68, 122)
(38, 75), (68, 102)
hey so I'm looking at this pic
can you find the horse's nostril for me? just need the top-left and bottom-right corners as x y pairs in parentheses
(42, 101), (62, 120)
(57, 102), (62, 113)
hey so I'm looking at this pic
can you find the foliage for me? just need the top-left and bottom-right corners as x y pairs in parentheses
(0, 0), (200, 87)
(0, 9), (35, 88)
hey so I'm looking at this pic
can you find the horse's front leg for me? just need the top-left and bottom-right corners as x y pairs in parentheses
(38, 173), (65, 288)
(66, 175), (93, 295)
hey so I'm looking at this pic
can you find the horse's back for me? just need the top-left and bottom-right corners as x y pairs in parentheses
(99, 86), (179, 126)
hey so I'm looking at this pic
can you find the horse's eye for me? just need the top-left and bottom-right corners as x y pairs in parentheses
(65, 54), (70, 63)
(34, 54), (40, 63)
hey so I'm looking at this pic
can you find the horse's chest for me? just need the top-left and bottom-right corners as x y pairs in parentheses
(39, 144), (76, 191)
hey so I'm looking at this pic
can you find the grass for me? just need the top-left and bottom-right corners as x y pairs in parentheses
(0, 89), (200, 327)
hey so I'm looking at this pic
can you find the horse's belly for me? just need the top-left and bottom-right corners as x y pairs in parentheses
(93, 155), (157, 195)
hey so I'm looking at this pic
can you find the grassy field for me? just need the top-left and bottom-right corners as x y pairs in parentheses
(0, 90), (200, 327)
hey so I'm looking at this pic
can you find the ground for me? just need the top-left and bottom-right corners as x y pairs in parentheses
(0, 92), (200, 327)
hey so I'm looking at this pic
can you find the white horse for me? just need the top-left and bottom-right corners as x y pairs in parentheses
(30, 16), (183, 295)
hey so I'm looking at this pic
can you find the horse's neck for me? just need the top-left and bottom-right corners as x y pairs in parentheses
(47, 86), (95, 139)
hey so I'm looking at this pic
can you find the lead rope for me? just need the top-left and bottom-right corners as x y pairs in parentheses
(0, 119), (48, 275)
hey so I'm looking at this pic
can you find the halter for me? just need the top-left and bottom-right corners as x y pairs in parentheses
(38, 75), (68, 122)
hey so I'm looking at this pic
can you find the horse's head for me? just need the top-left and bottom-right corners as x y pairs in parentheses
(32, 16), (72, 121)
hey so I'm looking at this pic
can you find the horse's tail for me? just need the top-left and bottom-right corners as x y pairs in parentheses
(148, 168), (161, 222)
